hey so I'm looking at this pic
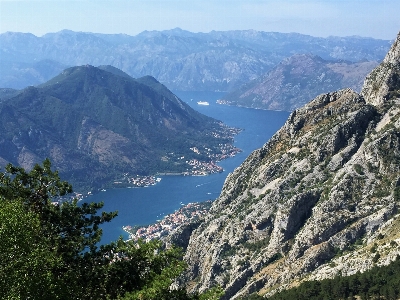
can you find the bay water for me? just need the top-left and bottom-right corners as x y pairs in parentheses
(85, 92), (290, 244)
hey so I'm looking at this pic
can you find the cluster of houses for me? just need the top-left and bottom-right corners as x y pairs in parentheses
(123, 201), (212, 242)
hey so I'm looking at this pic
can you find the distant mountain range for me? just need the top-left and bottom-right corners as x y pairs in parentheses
(0, 29), (392, 91)
(219, 54), (379, 111)
(0, 65), (235, 190)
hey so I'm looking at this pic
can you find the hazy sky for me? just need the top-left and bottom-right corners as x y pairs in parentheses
(0, 0), (399, 40)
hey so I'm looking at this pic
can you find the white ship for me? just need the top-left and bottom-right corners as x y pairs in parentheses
(197, 101), (209, 105)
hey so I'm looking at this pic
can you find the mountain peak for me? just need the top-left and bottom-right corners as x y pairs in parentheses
(97, 65), (132, 79)
(383, 31), (400, 65)
(361, 31), (400, 106)
(0, 65), (232, 190)
(220, 53), (378, 111)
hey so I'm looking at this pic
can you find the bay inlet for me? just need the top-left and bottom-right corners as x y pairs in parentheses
(85, 91), (290, 244)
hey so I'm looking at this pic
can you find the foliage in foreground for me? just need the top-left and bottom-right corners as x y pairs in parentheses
(243, 256), (400, 300)
(0, 159), (221, 300)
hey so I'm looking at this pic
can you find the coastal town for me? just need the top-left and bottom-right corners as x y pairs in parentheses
(111, 133), (242, 186)
(216, 99), (231, 106)
(67, 125), (243, 194)
(128, 175), (162, 187)
(123, 200), (212, 242)
(186, 159), (223, 175)
(61, 138), (242, 201)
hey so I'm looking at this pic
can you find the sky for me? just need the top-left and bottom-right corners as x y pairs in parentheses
(0, 0), (399, 40)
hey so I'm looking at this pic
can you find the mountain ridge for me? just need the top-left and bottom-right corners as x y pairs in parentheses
(0, 29), (391, 91)
(219, 54), (379, 111)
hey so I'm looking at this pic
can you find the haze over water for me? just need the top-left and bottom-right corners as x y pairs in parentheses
(86, 91), (290, 244)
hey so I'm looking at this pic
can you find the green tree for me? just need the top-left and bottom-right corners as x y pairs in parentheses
(0, 199), (60, 299)
(0, 159), (220, 299)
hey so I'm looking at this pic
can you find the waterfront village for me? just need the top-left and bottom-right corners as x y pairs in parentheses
(70, 126), (242, 199)
(123, 200), (212, 242)
(111, 138), (242, 188)
(68, 141), (241, 201)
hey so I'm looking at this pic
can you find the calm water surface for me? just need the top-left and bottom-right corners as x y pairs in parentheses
(85, 91), (290, 244)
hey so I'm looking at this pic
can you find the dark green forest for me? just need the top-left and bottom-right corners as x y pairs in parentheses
(244, 256), (400, 300)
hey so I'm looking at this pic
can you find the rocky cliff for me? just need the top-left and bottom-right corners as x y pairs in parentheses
(362, 33), (400, 107)
(181, 32), (400, 299)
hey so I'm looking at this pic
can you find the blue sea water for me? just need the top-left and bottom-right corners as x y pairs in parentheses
(84, 91), (290, 244)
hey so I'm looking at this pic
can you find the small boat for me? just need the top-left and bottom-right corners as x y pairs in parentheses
(197, 101), (209, 105)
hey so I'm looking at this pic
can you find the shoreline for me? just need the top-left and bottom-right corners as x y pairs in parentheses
(66, 126), (243, 199)
(122, 200), (212, 242)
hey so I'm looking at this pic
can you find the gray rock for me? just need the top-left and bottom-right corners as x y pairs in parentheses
(182, 31), (400, 298)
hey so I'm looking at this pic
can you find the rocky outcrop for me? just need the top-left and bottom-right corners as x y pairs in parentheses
(182, 32), (400, 298)
(163, 220), (203, 250)
(362, 32), (400, 106)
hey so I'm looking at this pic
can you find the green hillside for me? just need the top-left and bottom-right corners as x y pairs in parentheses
(0, 65), (236, 190)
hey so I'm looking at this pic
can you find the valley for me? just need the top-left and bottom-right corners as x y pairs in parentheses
(84, 95), (290, 245)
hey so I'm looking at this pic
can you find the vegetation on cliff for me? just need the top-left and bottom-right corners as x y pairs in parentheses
(244, 255), (400, 299)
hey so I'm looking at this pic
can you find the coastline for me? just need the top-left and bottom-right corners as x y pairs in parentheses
(67, 123), (243, 197)
(122, 200), (212, 242)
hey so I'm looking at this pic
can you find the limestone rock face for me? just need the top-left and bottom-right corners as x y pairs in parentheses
(362, 32), (400, 106)
(182, 32), (400, 299)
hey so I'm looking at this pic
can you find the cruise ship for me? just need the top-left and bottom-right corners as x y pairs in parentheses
(197, 101), (209, 105)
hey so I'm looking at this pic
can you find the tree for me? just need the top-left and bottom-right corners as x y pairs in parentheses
(0, 159), (220, 299)
(0, 159), (118, 298)
(0, 199), (60, 299)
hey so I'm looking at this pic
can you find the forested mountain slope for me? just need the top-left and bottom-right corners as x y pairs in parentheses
(0, 65), (234, 190)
